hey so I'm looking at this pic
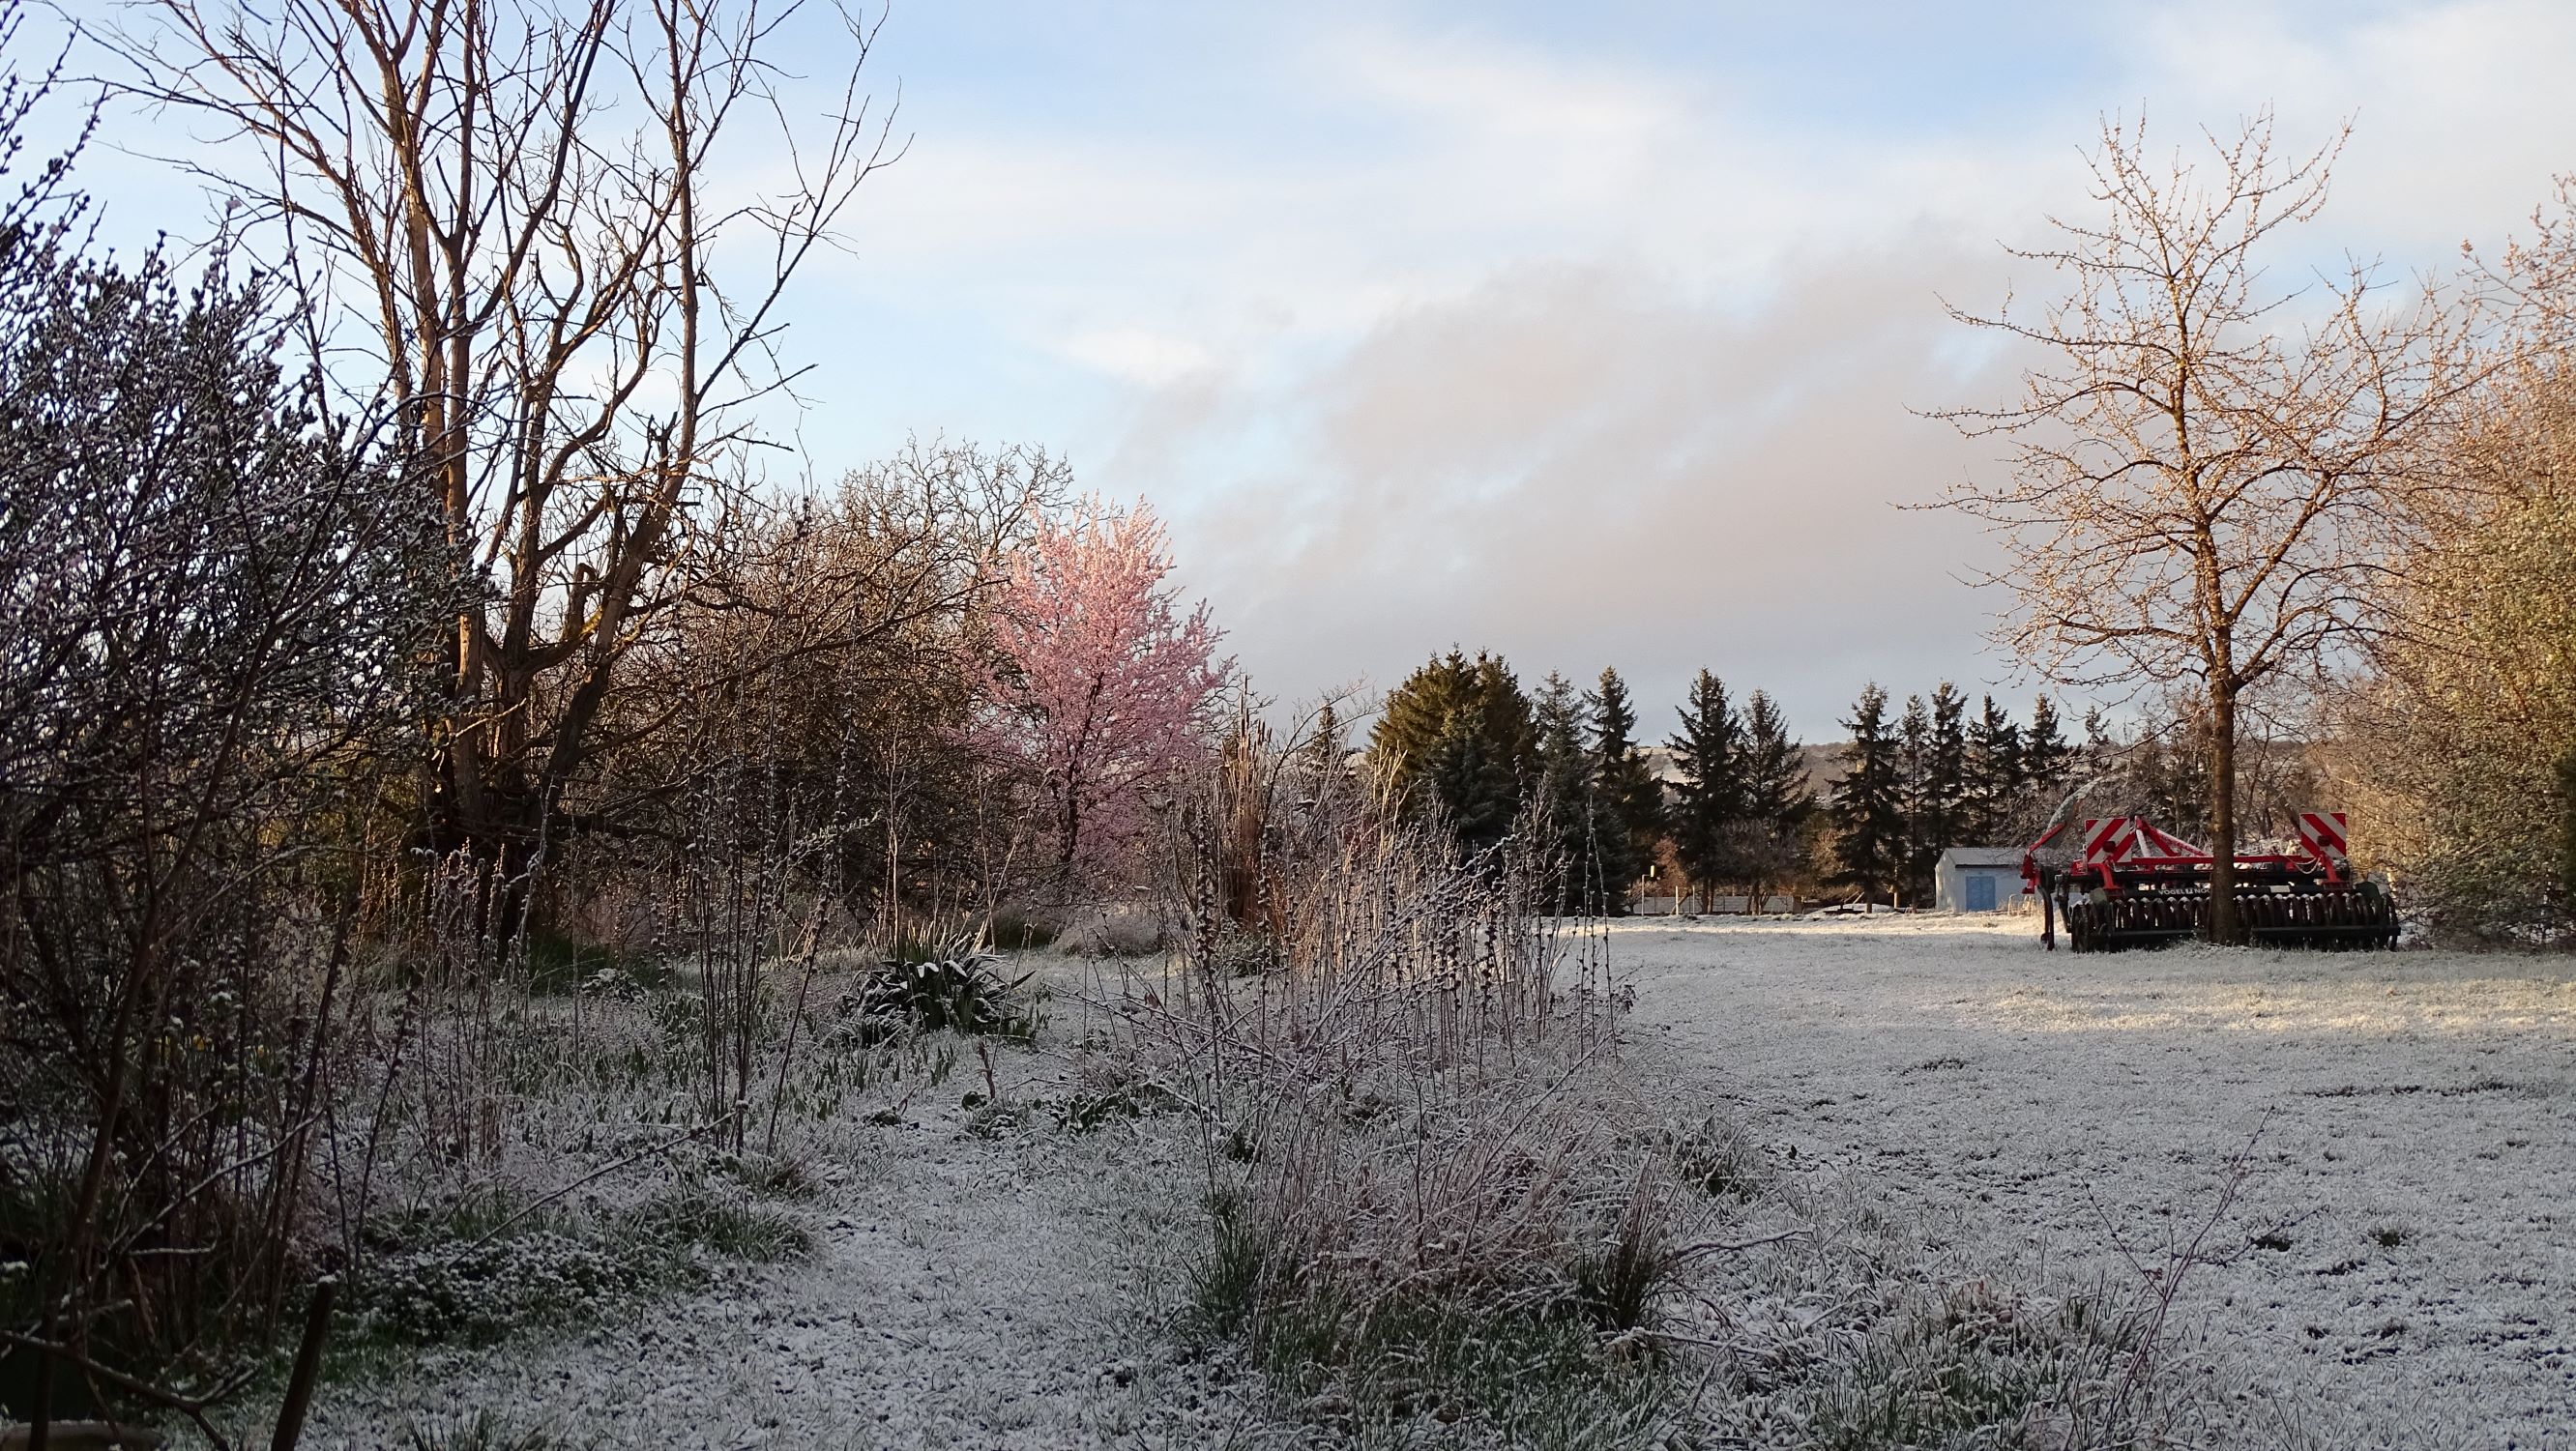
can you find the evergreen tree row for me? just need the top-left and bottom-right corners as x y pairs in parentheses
(1827, 683), (2074, 905)
(1666, 670), (1809, 910)
(2072, 696), (2326, 848)
(1368, 651), (1815, 914)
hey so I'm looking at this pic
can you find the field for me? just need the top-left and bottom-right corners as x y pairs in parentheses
(296, 921), (2576, 1450)
(1614, 914), (2576, 1448)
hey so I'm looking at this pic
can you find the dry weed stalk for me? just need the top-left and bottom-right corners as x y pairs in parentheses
(1117, 712), (1647, 1351)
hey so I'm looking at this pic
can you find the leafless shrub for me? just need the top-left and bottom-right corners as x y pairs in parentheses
(594, 442), (1061, 1146)
(0, 32), (446, 1431)
(608, 442), (1065, 936)
(1055, 905), (1168, 959)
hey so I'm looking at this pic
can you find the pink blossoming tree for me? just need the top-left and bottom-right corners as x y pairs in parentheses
(979, 498), (1234, 880)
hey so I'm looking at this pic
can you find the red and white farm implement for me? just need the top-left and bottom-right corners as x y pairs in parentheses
(2020, 811), (2398, 951)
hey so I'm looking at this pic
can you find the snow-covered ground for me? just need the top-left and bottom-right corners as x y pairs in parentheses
(1611, 914), (2576, 1449)
(294, 922), (2576, 1448)
(300, 1054), (1267, 1451)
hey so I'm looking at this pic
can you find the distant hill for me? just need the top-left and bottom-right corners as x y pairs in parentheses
(1800, 743), (1850, 796)
(1637, 741), (1850, 802)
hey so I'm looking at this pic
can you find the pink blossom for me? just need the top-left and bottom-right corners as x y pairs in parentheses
(977, 498), (1235, 880)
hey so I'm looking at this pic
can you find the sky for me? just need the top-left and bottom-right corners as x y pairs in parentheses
(35, 0), (2576, 739)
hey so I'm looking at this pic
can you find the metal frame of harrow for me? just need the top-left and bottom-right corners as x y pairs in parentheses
(2019, 813), (2398, 952)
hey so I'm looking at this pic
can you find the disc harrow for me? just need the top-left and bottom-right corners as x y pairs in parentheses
(2028, 812), (2399, 952)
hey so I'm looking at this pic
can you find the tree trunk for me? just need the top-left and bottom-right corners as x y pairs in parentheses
(2555, 749), (2576, 916)
(1056, 789), (1082, 871)
(425, 763), (542, 951)
(2208, 686), (2240, 945)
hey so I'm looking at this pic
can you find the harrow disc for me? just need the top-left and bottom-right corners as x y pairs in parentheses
(2238, 884), (2400, 950)
(2064, 890), (2201, 952)
(2063, 885), (2398, 952)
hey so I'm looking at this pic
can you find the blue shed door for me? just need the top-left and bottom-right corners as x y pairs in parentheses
(1964, 873), (1997, 912)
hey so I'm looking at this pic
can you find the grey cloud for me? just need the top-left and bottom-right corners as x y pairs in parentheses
(1130, 232), (2044, 740)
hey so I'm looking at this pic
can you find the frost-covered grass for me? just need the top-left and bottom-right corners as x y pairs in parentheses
(1611, 914), (2576, 1448)
(1093, 808), (1750, 1451)
(338, 1179), (811, 1356)
(256, 948), (1246, 1448)
(246, 917), (2576, 1449)
(293, 1032), (1264, 1450)
(1162, 1057), (1707, 1450)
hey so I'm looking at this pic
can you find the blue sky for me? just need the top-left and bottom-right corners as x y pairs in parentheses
(35, 0), (2576, 739)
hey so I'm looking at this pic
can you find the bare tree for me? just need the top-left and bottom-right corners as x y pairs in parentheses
(99, 0), (903, 939)
(1934, 112), (2474, 942)
(621, 440), (1064, 910)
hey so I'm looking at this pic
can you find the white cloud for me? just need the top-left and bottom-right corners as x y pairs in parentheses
(2133, 0), (2576, 255)
(1054, 328), (1217, 386)
(67, 0), (2565, 733)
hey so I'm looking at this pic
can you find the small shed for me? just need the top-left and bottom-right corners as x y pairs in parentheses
(1935, 847), (2027, 914)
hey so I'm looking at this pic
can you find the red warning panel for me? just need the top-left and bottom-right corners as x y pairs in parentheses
(2295, 811), (2349, 863)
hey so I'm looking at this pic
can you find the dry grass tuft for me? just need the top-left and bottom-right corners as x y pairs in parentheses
(1093, 729), (1712, 1442)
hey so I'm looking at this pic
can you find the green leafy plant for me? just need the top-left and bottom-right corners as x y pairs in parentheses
(716, 1151), (819, 1201)
(624, 1185), (811, 1262)
(849, 942), (1039, 1037)
(1567, 1178), (1673, 1333)
(1672, 1117), (1766, 1203)
(403, 1408), (581, 1451)
(524, 929), (657, 997)
(1810, 1281), (2147, 1450)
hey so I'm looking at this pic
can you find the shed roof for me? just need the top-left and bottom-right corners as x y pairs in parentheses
(1937, 846), (2024, 868)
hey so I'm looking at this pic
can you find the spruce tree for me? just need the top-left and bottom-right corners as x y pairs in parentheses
(1367, 649), (1537, 845)
(1965, 694), (2024, 841)
(1667, 669), (1744, 910)
(2079, 701), (2214, 837)
(2139, 708), (2213, 836)
(1424, 693), (1520, 852)
(2078, 707), (2121, 815)
(1896, 683), (1971, 901)
(1894, 692), (1935, 904)
(2082, 706), (2116, 753)
(1739, 689), (1810, 909)
(1830, 683), (1906, 904)
(1369, 650), (1476, 800)
(1532, 672), (1595, 912)
(1586, 667), (1662, 914)
(1930, 684), (1969, 827)
(2023, 694), (2075, 806)
(1470, 652), (1541, 783)
(1299, 699), (1354, 804)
